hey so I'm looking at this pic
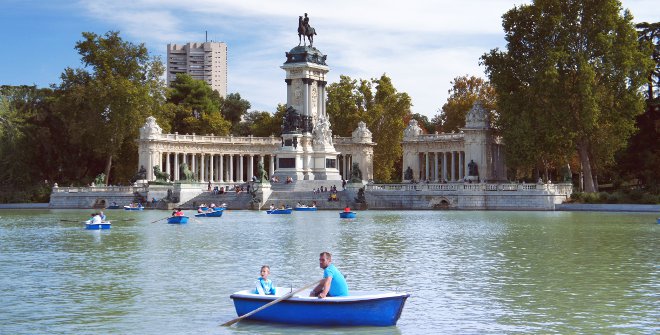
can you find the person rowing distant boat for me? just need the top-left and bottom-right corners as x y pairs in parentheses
(310, 251), (348, 298)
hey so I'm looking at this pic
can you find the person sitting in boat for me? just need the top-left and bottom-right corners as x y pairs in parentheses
(89, 212), (102, 225)
(311, 201), (317, 208)
(310, 252), (348, 298)
(99, 211), (106, 221)
(269, 204), (275, 210)
(344, 206), (351, 213)
(254, 265), (276, 295)
(174, 208), (184, 216)
(197, 207), (204, 213)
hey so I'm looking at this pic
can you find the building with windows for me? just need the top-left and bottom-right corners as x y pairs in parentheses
(166, 42), (227, 96)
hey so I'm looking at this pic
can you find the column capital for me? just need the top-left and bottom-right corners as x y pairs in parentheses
(301, 78), (313, 84)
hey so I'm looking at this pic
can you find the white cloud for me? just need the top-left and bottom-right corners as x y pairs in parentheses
(76, 0), (660, 118)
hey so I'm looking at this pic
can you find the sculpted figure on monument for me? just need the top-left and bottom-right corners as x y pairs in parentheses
(350, 163), (363, 183)
(282, 106), (301, 134)
(298, 13), (317, 47)
(468, 160), (479, 177)
(179, 163), (195, 181)
(153, 165), (170, 182)
(404, 166), (414, 181)
(131, 165), (147, 183)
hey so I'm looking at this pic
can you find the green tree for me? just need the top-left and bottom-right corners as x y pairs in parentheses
(221, 92), (251, 133)
(235, 109), (284, 137)
(166, 73), (230, 135)
(616, 22), (660, 192)
(325, 75), (368, 136)
(433, 75), (497, 133)
(326, 74), (412, 182)
(0, 86), (60, 201)
(56, 31), (168, 185)
(481, 0), (653, 192)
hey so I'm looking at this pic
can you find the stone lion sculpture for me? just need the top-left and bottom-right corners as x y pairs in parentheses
(153, 165), (170, 182)
(179, 163), (195, 181)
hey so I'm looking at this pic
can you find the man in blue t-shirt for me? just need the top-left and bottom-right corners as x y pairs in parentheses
(310, 251), (348, 298)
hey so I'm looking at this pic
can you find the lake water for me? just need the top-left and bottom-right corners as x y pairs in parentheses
(0, 209), (658, 334)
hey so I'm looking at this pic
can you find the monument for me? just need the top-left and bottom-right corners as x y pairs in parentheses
(274, 14), (341, 181)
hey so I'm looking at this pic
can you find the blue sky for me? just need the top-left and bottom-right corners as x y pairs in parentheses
(1, 0), (658, 118)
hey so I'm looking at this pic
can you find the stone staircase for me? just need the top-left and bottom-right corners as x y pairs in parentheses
(179, 190), (253, 210)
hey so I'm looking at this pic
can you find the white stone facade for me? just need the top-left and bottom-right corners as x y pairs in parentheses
(136, 118), (374, 183)
(167, 42), (227, 97)
(402, 102), (506, 182)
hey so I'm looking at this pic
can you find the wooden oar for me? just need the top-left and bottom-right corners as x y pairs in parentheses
(221, 279), (322, 327)
(150, 217), (170, 223)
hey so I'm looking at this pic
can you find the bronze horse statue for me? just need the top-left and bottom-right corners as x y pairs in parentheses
(298, 15), (316, 47)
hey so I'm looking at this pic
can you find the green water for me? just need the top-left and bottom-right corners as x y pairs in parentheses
(0, 209), (657, 334)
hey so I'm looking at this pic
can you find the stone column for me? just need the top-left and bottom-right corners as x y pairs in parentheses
(200, 153), (205, 182)
(302, 78), (310, 119)
(248, 154), (254, 181)
(219, 154), (224, 182)
(165, 152), (171, 181)
(191, 153), (196, 180)
(442, 152), (447, 182)
(238, 154), (244, 182)
(434, 152), (439, 182)
(228, 154), (234, 182)
(209, 154), (214, 182)
(285, 79), (292, 106)
(269, 155), (275, 178)
(425, 152), (430, 181)
(320, 81), (327, 118)
(459, 151), (464, 180)
(174, 153), (179, 181)
(451, 151), (456, 181)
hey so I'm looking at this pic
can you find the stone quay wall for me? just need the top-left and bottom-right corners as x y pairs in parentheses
(363, 182), (573, 210)
(49, 182), (573, 211)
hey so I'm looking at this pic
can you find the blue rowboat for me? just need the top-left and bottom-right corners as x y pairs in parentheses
(107, 205), (120, 209)
(294, 206), (317, 211)
(195, 210), (223, 218)
(230, 289), (410, 326)
(167, 216), (189, 224)
(266, 208), (292, 214)
(123, 205), (143, 211)
(339, 211), (357, 218)
(84, 221), (111, 230)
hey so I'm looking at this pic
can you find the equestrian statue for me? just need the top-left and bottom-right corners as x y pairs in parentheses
(298, 13), (317, 47)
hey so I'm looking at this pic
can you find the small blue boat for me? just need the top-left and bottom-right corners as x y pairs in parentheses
(107, 204), (120, 209)
(167, 216), (189, 224)
(267, 208), (292, 214)
(294, 206), (317, 211)
(124, 205), (144, 211)
(195, 210), (223, 218)
(340, 211), (357, 218)
(84, 221), (111, 230)
(230, 289), (409, 326)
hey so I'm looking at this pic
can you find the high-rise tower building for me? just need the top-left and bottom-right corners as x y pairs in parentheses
(166, 42), (227, 97)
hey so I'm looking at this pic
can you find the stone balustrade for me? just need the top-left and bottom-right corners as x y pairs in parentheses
(366, 182), (573, 195)
(149, 133), (280, 144)
(51, 186), (148, 193)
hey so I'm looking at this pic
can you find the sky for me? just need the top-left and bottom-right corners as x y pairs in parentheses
(1, 0), (658, 119)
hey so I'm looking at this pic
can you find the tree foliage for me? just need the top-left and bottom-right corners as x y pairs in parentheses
(432, 75), (497, 133)
(222, 92), (251, 133)
(166, 73), (231, 136)
(326, 74), (412, 182)
(234, 105), (286, 137)
(56, 31), (167, 184)
(481, 0), (653, 192)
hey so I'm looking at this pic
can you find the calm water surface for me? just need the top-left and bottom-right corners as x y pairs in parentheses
(0, 209), (657, 334)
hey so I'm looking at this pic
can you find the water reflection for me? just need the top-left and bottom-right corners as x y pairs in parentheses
(0, 209), (657, 334)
